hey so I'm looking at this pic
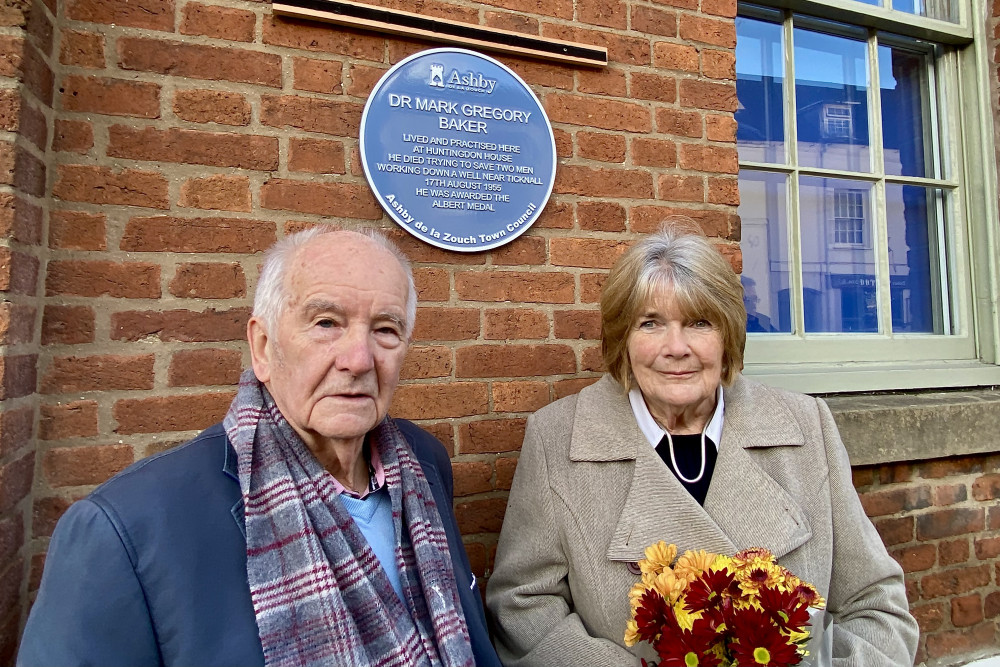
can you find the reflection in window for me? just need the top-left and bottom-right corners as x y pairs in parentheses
(736, 16), (786, 164)
(834, 189), (865, 245)
(880, 43), (935, 178)
(737, 170), (792, 333)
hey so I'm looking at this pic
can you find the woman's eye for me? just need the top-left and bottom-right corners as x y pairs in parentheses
(691, 319), (712, 328)
(638, 320), (657, 329)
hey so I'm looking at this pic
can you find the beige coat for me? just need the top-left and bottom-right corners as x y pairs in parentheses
(486, 374), (917, 667)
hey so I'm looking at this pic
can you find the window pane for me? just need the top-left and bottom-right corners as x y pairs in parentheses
(880, 43), (935, 178)
(736, 16), (786, 164)
(738, 170), (792, 333)
(891, 0), (957, 23)
(800, 176), (879, 333)
(886, 184), (948, 333)
(794, 28), (872, 172)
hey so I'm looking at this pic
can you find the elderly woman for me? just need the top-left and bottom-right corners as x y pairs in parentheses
(486, 225), (918, 666)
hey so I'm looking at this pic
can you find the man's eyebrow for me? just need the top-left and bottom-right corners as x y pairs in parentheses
(301, 299), (344, 317)
(375, 311), (408, 331)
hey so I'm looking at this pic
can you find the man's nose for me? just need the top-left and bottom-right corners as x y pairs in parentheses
(335, 326), (376, 375)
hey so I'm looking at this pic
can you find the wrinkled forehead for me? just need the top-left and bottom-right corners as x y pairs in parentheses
(284, 233), (408, 306)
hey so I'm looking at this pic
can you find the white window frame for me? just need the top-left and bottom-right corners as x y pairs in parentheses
(737, 0), (1000, 393)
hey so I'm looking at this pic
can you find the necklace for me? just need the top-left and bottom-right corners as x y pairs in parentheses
(661, 429), (708, 484)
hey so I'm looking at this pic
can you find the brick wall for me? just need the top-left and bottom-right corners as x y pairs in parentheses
(854, 455), (1000, 664)
(2, 0), (998, 665)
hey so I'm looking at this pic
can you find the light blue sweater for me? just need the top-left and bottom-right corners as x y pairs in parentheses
(339, 488), (404, 601)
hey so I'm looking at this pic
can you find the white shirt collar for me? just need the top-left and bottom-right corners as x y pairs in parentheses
(628, 384), (725, 450)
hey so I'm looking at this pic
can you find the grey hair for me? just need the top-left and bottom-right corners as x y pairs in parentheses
(252, 227), (417, 338)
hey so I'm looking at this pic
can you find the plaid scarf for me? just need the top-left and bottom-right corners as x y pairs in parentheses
(224, 370), (475, 667)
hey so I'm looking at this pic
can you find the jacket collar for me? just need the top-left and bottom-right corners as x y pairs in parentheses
(571, 375), (812, 563)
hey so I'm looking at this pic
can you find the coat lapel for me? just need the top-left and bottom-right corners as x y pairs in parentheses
(574, 375), (812, 564)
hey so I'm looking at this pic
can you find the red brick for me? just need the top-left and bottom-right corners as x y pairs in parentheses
(52, 119), (93, 154)
(48, 210), (104, 250)
(460, 418), (527, 454)
(921, 565), (991, 598)
(921, 456), (983, 478)
(0, 143), (14, 187)
(2, 195), (42, 245)
(67, 0), (173, 30)
(702, 0), (737, 17)
(578, 131), (626, 162)
(179, 175), (251, 213)
(345, 63), (387, 98)
(41, 305), (94, 345)
(173, 89), (250, 126)
(679, 79), (738, 112)
(656, 108), (703, 138)
(975, 535), (1000, 560)
(170, 262), (246, 299)
(112, 308), (251, 343)
(581, 345), (604, 372)
(484, 309), (549, 340)
(632, 206), (735, 239)
(990, 506), (1000, 531)
(455, 497), (506, 534)
(891, 544), (936, 573)
(0, 407), (33, 459)
(261, 95), (363, 137)
(708, 177), (740, 205)
(536, 200), (574, 230)
(119, 37), (280, 87)
(43, 444), (133, 487)
(653, 42), (699, 73)
(679, 15), (736, 48)
(496, 456), (518, 490)
(168, 348), (241, 387)
(556, 165), (654, 199)
(658, 174), (705, 202)
(61, 75), (159, 118)
(262, 15), (384, 60)
(986, 591), (1000, 618)
(180, 3), (254, 41)
(917, 507), (985, 540)
(390, 382), (489, 420)
(702, 49), (736, 80)
(293, 57), (343, 94)
(39, 401), (99, 440)
(114, 392), (235, 435)
(706, 114), (737, 142)
(42, 354), (154, 394)
(579, 201), (626, 232)
(0, 89), (17, 132)
(455, 271), (574, 303)
(0, 303), (33, 345)
(33, 496), (72, 538)
(631, 72), (677, 103)
(972, 472), (1000, 500)
(0, 452), (33, 514)
(53, 165), (168, 209)
(578, 0), (626, 27)
(389, 232), (487, 265)
(910, 601), (944, 633)
(0, 353), (35, 401)
(399, 346), (452, 380)
(492, 381), (549, 413)
(59, 29), (105, 67)
(860, 485), (933, 517)
(491, 236), (547, 266)
(108, 125), (277, 170)
(0, 35), (23, 78)
(413, 268), (450, 302)
(551, 238), (630, 269)
(545, 94), (651, 132)
(874, 516), (914, 546)
(483, 10), (540, 33)
(411, 307), (480, 341)
(632, 137), (677, 168)
(260, 179), (380, 219)
(578, 68), (627, 97)
(679, 143), (739, 174)
(552, 310), (599, 340)
(289, 138), (346, 174)
(940, 539), (970, 566)
(0, 513), (21, 571)
(46, 260), (159, 298)
(121, 216), (275, 253)
(22, 40), (53, 106)
(553, 128), (573, 159)
(12, 146), (44, 196)
(452, 461), (492, 497)
(925, 622), (996, 659)
(19, 100), (45, 150)
(580, 273), (606, 303)
(456, 344), (575, 378)
(0, 248), (37, 296)
(632, 5), (677, 36)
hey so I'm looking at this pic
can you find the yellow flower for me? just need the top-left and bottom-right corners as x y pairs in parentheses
(674, 549), (718, 583)
(640, 541), (678, 578)
(735, 559), (784, 596)
(624, 619), (640, 647)
(628, 579), (653, 610)
(651, 569), (687, 604)
(673, 601), (703, 632)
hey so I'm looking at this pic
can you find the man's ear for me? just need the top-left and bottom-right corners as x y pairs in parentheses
(247, 317), (272, 383)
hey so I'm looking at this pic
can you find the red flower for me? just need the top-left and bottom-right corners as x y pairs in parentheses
(758, 585), (810, 632)
(654, 616), (722, 667)
(685, 568), (736, 615)
(636, 589), (674, 643)
(728, 609), (801, 666)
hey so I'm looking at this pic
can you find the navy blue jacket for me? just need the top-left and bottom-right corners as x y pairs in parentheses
(18, 420), (500, 667)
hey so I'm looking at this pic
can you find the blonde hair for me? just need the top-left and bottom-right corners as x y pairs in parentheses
(600, 220), (746, 390)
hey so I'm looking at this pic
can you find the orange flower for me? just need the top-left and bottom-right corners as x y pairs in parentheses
(641, 541), (678, 578)
(675, 549), (718, 583)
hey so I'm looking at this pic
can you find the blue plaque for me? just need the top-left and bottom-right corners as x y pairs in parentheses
(360, 48), (556, 252)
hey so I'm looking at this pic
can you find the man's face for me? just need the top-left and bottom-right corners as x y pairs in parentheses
(248, 232), (410, 452)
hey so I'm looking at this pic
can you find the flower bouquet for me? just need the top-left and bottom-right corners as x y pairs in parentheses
(624, 543), (826, 667)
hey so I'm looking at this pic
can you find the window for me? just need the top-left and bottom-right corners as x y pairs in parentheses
(735, 0), (1000, 391)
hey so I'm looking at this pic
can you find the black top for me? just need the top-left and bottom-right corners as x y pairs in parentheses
(655, 433), (718, 505)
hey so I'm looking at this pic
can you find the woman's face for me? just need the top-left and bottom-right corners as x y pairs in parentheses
(626, 290), (725, 432)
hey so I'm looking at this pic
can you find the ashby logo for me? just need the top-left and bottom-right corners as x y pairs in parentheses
(428, 64), (497, 94)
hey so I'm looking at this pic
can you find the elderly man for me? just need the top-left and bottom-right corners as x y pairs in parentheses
(19, 228), (499, 667)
